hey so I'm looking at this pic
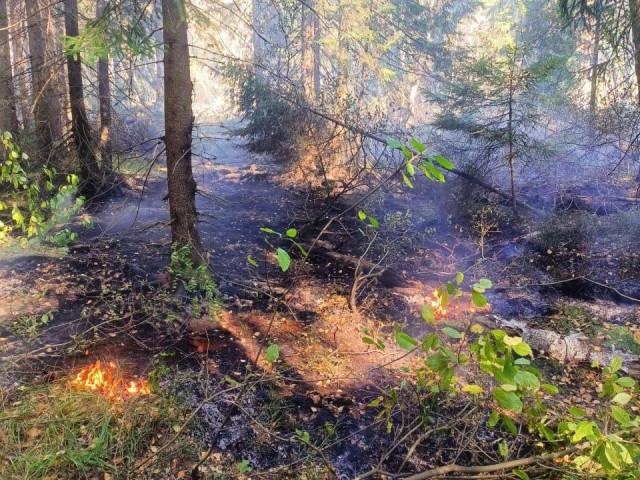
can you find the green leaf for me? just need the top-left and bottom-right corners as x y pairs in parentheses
(493, 387), (523, 413)
(441, 327), (462, 339)
(512, 342), (533, 357)
(568, 406), (586, 418)
(513, 469), (530, 480)
(609, 357), (623, 374)
(541, 383), (559, 394)
(502, 415), (518, 435)
(503, 335), (523, 347)
(471, 290), (488, 307)
(357, 210), (367, 221)
(498, 439), (509, 458)
(488, 409), (500, 427)
(247, 255), (258, 267)
(616, 377), (636, 388)
(612, 392), (632, 406)
(276, 248), (291, 272)
(426, 352), (450, 372)
(396, 330), (418, 350)
(265, 344), (280, 363)
(610, 405), (631, 425)
(422, 161), (446, 182)
(514, 371), (540, 390)
(260, 227), (278, 235)
(421, 305), (435, 325)
(285, 228), (297, 238)
(406, 162), (415, 177)
(400, 145), (413, 160)
(237, 459), (252, 473)
(368, 216), (379, 228)
(462, 384), (484, 394)
(387, 139), (402, 149)
(456, 272), (464, 285)
(402, 172), (414, 189)
(572, 421), (596, 442)
(433, 155), (454, 170)
(410, 138), (425, 153)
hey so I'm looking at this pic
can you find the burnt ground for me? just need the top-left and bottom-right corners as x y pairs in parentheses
(1, 124), (640, 478)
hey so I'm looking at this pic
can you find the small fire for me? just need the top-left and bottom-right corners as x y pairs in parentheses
(71, 360), (151, 400)
(431, 289), (447, 316)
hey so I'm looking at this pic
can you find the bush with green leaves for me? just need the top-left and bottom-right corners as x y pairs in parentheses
(367, 274), (640, 479)
(0, 132), (85, 245)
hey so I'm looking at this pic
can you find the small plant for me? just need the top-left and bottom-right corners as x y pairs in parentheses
(168, 244), (221, 317)
(257, 226), (307, 272)
(9, 311), (54, 338)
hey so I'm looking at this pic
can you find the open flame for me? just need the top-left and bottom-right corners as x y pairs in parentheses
(431, 289), (447, 316)
(71, 360), (150, 400)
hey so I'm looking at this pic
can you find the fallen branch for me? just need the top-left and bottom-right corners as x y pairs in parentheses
(298, 104), (544, 216)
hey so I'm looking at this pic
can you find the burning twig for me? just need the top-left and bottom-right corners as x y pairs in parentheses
(70, 360), (150, 400)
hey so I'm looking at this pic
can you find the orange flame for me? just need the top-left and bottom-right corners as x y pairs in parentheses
(71, 360), (150, 400)
(431, 289), (447, 316)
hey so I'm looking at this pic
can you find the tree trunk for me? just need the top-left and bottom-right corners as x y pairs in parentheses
(162, 0), (204, 263)
(507, 76), (517, 213)
(0, 0), (18, 134)
(630, 0), (640, 104)
(252, 0), (265, 82)
(96, 0), (113, 175)
(64, 0), (100, 195)
(301, 0), (320, 104)
(25, 0), (63, 164)
(589, 11), (601, 113)
(9, 0), (30, 131)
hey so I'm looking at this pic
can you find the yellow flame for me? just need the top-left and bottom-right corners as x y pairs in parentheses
(71, 360), (150, 400)
(430, 289), (447, 316)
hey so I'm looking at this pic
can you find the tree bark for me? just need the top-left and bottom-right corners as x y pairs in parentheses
(589, 9), (601, 113)
(64, 0), (100, 195)
(301, 0), (320, 104)
(0, 0), (18, 134)
(9, 0), (30, 131)
(96, 0), (113, 175)
(630, 0), (640, 104)
(162, 0), (204, 263)
(25, 0), (63, 164)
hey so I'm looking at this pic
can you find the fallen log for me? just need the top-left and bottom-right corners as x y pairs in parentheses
(491, 314), (639, 374)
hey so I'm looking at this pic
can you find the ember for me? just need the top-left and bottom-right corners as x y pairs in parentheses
(71, 360), (151, 399)
(431, 289), (447, 316)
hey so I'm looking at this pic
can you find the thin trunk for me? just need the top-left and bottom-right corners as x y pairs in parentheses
(10, 1), (30, 131)
(301, 0), (319, 104)
(252, 0), (265, 82)
(162, 0), (204, 263)
(508, 76), (516, 213)
(25, 0), (63, 164)
(96, 0), (112, 175)
(630, 0), (640, 104)
(589, 14), (601, 113)
(0, 0), (18, 134)
(64, 0), (100, 195)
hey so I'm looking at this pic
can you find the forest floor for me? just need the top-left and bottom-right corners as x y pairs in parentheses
(1, 124), (640, 479)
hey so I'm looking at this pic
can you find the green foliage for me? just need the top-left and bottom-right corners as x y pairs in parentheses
(9, 311), (54, 339)
(168, 244), (221, 316)
(62, 4), (156, 63)
(231, 67), (311, 158)
(258, 226), (307, 272)
(365, 273), (640, 478)
(0, 132), (84, 245)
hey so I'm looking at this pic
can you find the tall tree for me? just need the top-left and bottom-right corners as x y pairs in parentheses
(25, 0), (64, 164)
(64, 0), (100, 195)
(9, 0), (30, 131)
(301, 0), (320, 104)
(0, 0), (18, 134)
(162, 0), (204, 262)
(96, 0), (113, 176)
